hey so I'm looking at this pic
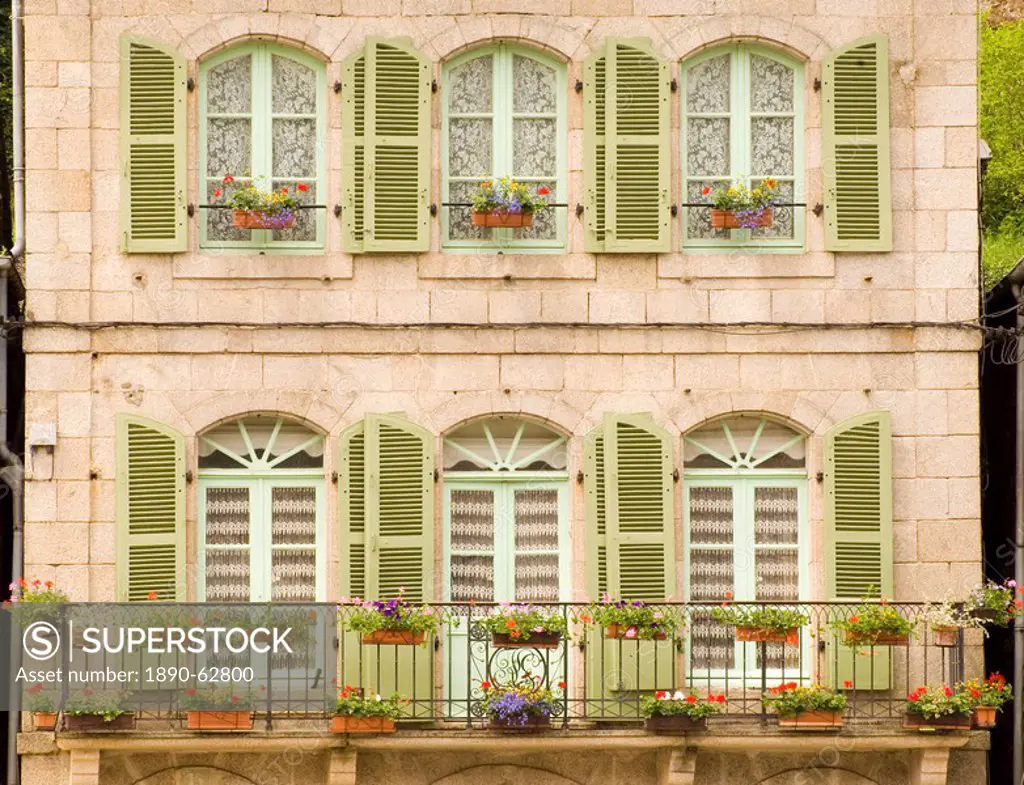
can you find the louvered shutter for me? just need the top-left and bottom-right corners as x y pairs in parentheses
(115, 414), (186, 601)
(119, 35), (187, 253)
(584, 39), (670, 253)
(585, 414), (675, 714)
(339, 422), (367, 599)
(825, 411), (894, 689)
(822, 34), (892, 252)
(343, 39), (431, 253)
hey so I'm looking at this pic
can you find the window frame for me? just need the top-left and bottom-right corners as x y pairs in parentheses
(441, 43), (568, 253)
(198, 41), (327, 254)
(681, 44), (805, 253)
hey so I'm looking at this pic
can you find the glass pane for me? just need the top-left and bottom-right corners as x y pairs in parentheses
(447, 180), (492, 242)
(750, 116), (794, 175)
(271, 548), (316, 601)
(756, 548), (801, 670)
(273, 118), (317, 178)
(448, 118), (492, 177)
(205, 549), (250, 602)
(450, 554), (494, 602)
(515, 553), (559, 602)
(207, 54), (251, 114)
(753, 487), (799, 545)
(689, 548), (734, 671)
(514, 489), (559, 550)
(513, 118), (556, 178)
(449, 489), (494, 551)
(750, 179), (794, 241)
(513, 181), (557, 242)
(688, 487), (734, 545)
(512, 54), (556, 113)
(750, 54), (794, 113)
(205, 487), (250, 545)
(686, 180), (729, 241)
(206, 179), (252, 242)
(271, 486), (317, 545)
(272, 54), (316, 114)
(448, 55), (493, 113)
(686, 54), (730, 114)
(689, 547), (734, 602)
(206, 117), (251, 177)
(686, 117), (730, 177)
(270, 180), (317, 242)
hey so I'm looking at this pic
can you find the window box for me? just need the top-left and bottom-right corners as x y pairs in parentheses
(710, 208), (774, 230)
(232, 209), (296, 231)
(604, 624), (668, 641)
(777, 710), (844, 729)
(362, 630), (426, 646)
(931, 626), (960, 647)
(330, 716), (397, 734)
(644, 715), (708, 732)
(901, 713), (971, 731)
(63, 713), (136, 731)
(471, 211), (534, 229)
(735, 626), (798, 644)
(488, 715), (552, 730)
(32, 713), (58, 731)
(491, 631), (561, 649)
(186, 711), (254, 731)
(973, 707), (998, 728)
(843, 631), (910, 646)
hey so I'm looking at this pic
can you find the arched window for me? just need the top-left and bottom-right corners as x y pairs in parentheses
(199, 42), (326, 251)
(198, 415), (326, 602)
(683, 416), (807, 675)
(442, 44), (567, 252)
(681, 45), (804, 249)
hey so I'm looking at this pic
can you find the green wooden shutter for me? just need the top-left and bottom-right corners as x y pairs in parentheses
(115, 414), (186, 602)
(343, 39), (431, 253)
(825, 410), (894, 689)
(584, 413), (675, 716)
(822, 34), (892, 252)
(584, 39), (670, 253)
(119, 35), (187, 253)
(339, 422), (367, 599)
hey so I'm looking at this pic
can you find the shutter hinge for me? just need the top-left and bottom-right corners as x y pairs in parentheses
(574, 79), (583, 93)
(576, 470), (584, 484)
(187, 203), (195, 218)
(672, 468), (680, 482)
(433, 468), (439, 481)
(187, 77), (195, 92)
(813, 78), (822, 92)
(812, 203), (824, 217)
(185, 470), (193, 484)
(430, 203), (438, 217)
(333, 80), (342, 94)
(816, 471), (824, 483)
(431, 79), (438, 93)
(575, 203), (584, 218)
(670, 78), (678, 92)
(332, 471), (339, 483)
(433, 636), (440, 652)
(670, 204), (678, 217)
(334, 205), (342, 218)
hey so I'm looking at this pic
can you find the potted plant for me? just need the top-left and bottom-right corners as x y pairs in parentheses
(903, 685), (972, 731)
(923, 599), (985, 647)
(63, 690), (136, 731)
(710, 603), (808, 644)
(967, 579), (1023, 626)
(24, 685), (58, 731)
(342, 589), (442, 645)
(5, 577), (69, 626)
(481, 676), (560, 729)
(469, 177), (550, 228)
(212, 175), (303, 230)
(763, 683), (848, 729)
(588, 596), (681, 641)
(641, 690), (725, 732)
(703, 179), (779, 230)
(833, 599), (915, 646)
(182, 685), (256, 730)
(331, 685), (402, 734)
(481, 604), (569, 648)
(963, 673), (1012, 728)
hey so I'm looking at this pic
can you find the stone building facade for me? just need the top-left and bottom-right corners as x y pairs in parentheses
(16, 0), (987, 784)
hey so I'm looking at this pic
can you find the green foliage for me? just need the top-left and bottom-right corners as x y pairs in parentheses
(469, 177), (550, 214)
(341, 593), (445, 637)
(479, 604), (570, 641)
(710, 605), (809, 633)
(762, 683), (848, 717)
(586, 598), (682, 640)
(23, 685), (56, 713)
(983, 231), (1024, 288)
(180, 684), (255, 710)
(962, 673), (1012, 709)
(905, 685), (973, 719)
(63, 690), (132, 721)
(832, 599), (916, 643)
(642, 691), (725, 719)
(334, 685), (403, 718)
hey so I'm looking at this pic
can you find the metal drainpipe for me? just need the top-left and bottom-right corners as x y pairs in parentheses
(1008, 265), (1024, 785)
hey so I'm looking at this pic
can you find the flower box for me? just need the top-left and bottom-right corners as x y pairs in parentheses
(931, 626), (960, 647)
(969, 608), (1005, 623)
(232, 209), (295, 230)
(491, 631), (562, 649)
(330, 716), (396, 734)
(64, 713), (136, 731)
(735, 626), (798, 644)
(32, 713), (58, 731)
(361, 629), (425, 646)
(902, 713), (971, 731)
(487, 715), (551, 730)
(186, 711), (254, 731)
(644, 715), (708, 732)
(472, 211), (534, 229)
(710, 208), (773, 230)
(778, 710), (844, 729)
(973, 707), (998, 728)
(844, 631), (910, 646)
(604, 623), (667, 641)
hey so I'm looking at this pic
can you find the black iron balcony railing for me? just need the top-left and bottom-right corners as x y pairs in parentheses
(20, 602), (970, 730)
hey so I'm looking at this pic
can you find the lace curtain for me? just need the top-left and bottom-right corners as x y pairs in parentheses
(514, 490), (559, 602)
(269, 487), (317, 601)
(450, 489), (495, 602)
(205, 488), (251, 601)
(755, 487), (800, 669)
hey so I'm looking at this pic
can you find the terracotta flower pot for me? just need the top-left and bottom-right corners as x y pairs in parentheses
(491, 631), (562, 649)
(902, 713), (971, 731)
(710, 208), (774, 230)
(487, 714), (551, 730)
(778, 710), (845, 729)
(844, 631), (910, 646)
(735, 626), (799, 644)
(232, 209), (296, 230)
(63, 713), (136, 731)
(471, 211), (534, 228)
(361, 629), (425, 646)
(931, 626), (960, 647)
(604, 624), (668, 641)
(973, 706), (998, 728)
(32, 713), (58, 731)
(330, 716), (396, 734)
(644, 715), (707, 732)
(186, 711), (254, 731)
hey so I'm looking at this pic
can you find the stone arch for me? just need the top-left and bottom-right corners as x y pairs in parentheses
(179, 392), (344, 438)
(131, 766), (258, 785)
(758, 768), (883, 785)
(426, 393), (587, 438)
(684, 408), (813, 439)
(431, 764), (584, 785)
(670, 16), (830, 63)
(427, 16), (585, 63)
(183, 15), (341, 63)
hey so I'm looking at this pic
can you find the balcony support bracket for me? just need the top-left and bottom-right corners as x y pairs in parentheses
(658, 748), (697, 785)
(911, 748), (951, 785)
(329, 749), (358, 785)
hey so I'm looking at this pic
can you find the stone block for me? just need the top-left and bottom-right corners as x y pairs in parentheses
(500, 356), (565, 391)
(917, 520), (981, 563)
(915, 86), (977, 127)
(623, 356), (674, 391)
(589, 291), (646, 323)
(24, 523), (90, 564)
(564, 356), (624, 391)
(914, 126), (945, 167)
(709, 289), (771, 322)
(772, 289), (825, 323)
(646, 290), (709, 323)
(676, 355), (740, 390)
(916, 435), (979, 477)
(489, 291), (542, 324)
(430, 290), (489, 324)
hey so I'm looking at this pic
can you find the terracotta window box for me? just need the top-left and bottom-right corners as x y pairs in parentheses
(735, 626), (799, 644)
(491, 632), (562, 649)
(487, 715), (551, 730)
(330, 716), (396, 734)
(931, 626), (960, 647)
(232, 209), (296, 230)
(973, 707), (998, 728)
(471, 211), (534, 228)
(63, 713), (136, 731)
(604, 624), (668, 641)
(32, 712), (58, 731)
(844, 632), (911, 646)
(361, 629), (425, 646)
(777, 711), (844, 729)
(186, 711), (254, 731)
(709, 208), (774, 230)
(902, 713), (971, 731)
(644, 715), (708, 732)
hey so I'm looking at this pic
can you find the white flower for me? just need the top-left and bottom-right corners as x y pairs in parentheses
(375, 694), (382, 701)
(673, 690), (685, 700)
